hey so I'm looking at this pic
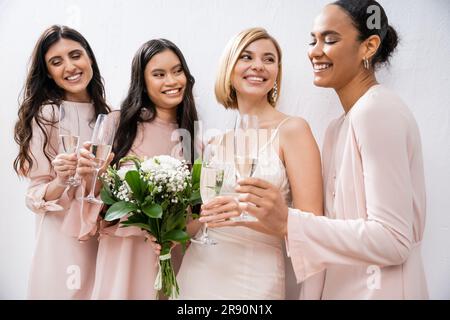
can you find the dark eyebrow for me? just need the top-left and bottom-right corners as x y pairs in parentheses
(69, 49), (82, 55)
(310, 30), (342, 37)
(151, 64), (183, 73)
(171, 63), (182, 71)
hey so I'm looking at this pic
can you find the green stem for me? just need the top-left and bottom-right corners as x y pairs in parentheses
(161, 259), (179, 298)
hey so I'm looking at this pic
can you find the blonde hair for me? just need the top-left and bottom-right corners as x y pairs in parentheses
(215, 27), (282, 109)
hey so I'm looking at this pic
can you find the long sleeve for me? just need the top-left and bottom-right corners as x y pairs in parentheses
(25, 105), (73, 214)
(287, 87), (425, 283)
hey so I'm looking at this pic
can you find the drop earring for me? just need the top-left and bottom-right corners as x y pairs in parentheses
(271, 81), (278, 103)
(363, 58), (370, 70)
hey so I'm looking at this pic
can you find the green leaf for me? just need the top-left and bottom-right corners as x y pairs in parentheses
(189, 189), (202, 206)
(191, 158), (202, 186)
(124, 213), (148, 224)
(100, 187), (116, 205)
(125, 170), (143, 201)
(162, 229), (190, 243)
(142, 203), (162, 219)
(148, 217), (159, 238)
(104, 201), (138, 221)
(164, 210), (185, 232)
(140, 179), (148, 198)
(161, 199), (170, 211)
(120, 221), (153, 233)
(119, 155), (142, 170)
(172, 212), (188, 230)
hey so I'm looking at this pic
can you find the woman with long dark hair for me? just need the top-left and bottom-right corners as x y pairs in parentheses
(77, 38), (198, 299)
(13, 25), (110, 299)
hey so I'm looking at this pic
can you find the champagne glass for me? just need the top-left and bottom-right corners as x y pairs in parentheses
(82, 114), (116, 204)
(58, 103), (80, 186)
(191, 144), (224, 246)
(233, 114), (258, 221)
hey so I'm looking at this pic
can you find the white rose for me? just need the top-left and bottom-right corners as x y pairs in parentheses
(117, 165), (135, 180)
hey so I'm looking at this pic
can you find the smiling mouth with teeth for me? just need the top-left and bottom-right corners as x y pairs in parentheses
(65, 73), (82, 81)
(245, 76), (266, 83)
(163, 88), (182, 95)
(313, 64), (332, 72)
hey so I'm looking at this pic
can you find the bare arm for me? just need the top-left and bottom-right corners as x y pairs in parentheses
(201, 118), (323, 237)
(281, 117), (323, 216)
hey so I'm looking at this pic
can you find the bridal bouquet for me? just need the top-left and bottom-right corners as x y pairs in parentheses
(100, 155), (201, 298)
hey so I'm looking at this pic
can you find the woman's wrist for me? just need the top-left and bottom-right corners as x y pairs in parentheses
(43, 177), (68, 201)
(53, 177), (69, 188)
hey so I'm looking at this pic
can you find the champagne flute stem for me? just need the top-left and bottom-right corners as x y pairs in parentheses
(88, 168), (100, 199)
(203, 223), (209, 239)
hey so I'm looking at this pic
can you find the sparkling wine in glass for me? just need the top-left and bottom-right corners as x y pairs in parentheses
(233, 114), (259, 221)
(90, 144), (113, 169)
(191, 144), (224, 246)
(58, 103), (80, 186)
(83, 114), (116, 204)
(60, 134), (79, 154)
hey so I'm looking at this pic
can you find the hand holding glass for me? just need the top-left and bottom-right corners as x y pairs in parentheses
(191, 144), (224, 246)
(58, 103), (80, 186)
(82, 114), (116, 204)
(233, 114), (259, 221)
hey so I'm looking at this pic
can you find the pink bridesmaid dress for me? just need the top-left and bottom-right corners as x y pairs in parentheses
(87, 116), (181, 299)
(26, 101), (98, 299)
(287, 85), (428, 299)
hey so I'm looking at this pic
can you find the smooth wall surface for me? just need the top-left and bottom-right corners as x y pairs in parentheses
(0, 0), (449, 299)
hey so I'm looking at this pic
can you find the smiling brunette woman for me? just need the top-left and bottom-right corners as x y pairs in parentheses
(76, 39), (198, 299)
(13, 25), (110, 299)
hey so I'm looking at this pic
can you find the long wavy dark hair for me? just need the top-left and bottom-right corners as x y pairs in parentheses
(13, 25), (110, 176)
(112, 39), (198, 165)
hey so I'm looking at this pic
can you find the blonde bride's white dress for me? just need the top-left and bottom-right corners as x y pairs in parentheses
(176, 118), (292, 299)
